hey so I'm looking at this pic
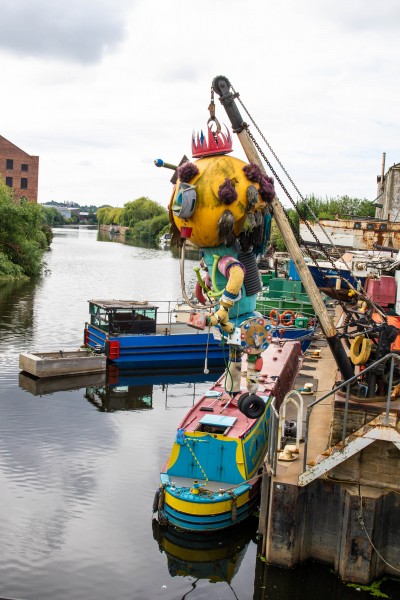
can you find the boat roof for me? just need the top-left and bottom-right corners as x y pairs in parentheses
(178, 341), (302, 439)
(88, 300), (158, 310)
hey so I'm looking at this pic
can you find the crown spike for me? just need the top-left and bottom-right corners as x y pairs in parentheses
(192, 125), (233, 158)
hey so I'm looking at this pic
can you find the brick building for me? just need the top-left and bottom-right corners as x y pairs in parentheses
(0, 135), (39, 203)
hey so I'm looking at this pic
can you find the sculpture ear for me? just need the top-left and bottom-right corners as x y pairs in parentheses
(172, 183), (197, 219)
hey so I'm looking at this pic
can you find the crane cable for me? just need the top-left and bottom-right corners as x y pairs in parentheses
(228, 83), (386, 325)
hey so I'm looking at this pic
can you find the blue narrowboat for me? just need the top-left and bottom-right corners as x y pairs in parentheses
(84, 299), (228, 369)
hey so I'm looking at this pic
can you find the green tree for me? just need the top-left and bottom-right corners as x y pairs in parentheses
(41, 206), (65, 226)
(0, 177), (49, 280)
(120, 197), (166, 227)
(271, 195), (375, 251)
(96, 206), (122, 225)
(128, 213), (169, 241)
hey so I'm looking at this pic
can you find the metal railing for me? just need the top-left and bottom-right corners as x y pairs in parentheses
(301, 352), (400, 471)
(267, 398), (279, 476)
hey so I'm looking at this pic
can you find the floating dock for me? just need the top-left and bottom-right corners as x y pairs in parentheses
(258, 314), (400, 585)
(19, 348), (106, 378)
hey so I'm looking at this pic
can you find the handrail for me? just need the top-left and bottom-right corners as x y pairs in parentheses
(302, 352), (400, 471)
(267, 398), (279, 475)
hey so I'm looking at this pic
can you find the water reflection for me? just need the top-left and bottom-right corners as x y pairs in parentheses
(152, 516), (257, 584)
(253, 549), (389, 600)
(86, 382), (153, 412)
(97, 230), (159, 249)
(19, 365), (220, 413)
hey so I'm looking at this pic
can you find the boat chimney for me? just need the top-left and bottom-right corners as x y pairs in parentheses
(380, 152), (386, 193)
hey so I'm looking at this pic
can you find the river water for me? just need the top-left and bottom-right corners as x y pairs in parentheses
(0, 227), (398, 600)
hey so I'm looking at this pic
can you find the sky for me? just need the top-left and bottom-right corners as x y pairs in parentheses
(1, 0), (399, 209)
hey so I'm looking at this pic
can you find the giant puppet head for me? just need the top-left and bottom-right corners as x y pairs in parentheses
(168, 126), (275, 250)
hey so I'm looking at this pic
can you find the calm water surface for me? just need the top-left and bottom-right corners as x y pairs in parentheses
(0, 227), (398, 600)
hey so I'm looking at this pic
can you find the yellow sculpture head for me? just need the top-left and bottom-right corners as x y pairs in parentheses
(169, 129), (275, 248)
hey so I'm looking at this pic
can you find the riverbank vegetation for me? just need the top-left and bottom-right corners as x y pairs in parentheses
(97, 197), (169, 242)
(270, 195), (375, 251)
(0, 178), (53, 282)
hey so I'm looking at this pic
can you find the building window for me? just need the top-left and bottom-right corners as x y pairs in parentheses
(21, 164), (28, 172)
(6, 177), (13, 187)
(6, 159), (13, 169)
(21, 178), (28, 189)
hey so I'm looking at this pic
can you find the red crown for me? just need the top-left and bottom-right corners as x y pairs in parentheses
(192, 126), (233, 158)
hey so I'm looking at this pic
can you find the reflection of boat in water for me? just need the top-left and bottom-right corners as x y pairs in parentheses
(19, 370), (106, 396)
(152, 516), (256, 583)
(19, 365), (216, 413)
(85, 367), (216, 412)
(86, 382), (154, 411)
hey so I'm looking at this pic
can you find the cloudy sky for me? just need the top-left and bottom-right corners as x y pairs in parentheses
(1, 0), (399, 208)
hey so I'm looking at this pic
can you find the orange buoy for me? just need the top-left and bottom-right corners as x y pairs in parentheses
(270, 309), (279, 326)
(281, 310), (295, 326)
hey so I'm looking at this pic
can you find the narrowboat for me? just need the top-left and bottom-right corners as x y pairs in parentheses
(84, 299), (228, 369)
(155, 340), (302, 532)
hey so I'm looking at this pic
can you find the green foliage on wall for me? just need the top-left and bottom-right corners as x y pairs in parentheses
(0, 177), (50, 281)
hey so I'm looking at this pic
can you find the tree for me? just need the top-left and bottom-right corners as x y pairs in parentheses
(96, 206), (122, 225)
(0, 177), (49, 280)
(120, 197), (166, 228)
(128, 213), (169, 241)
(271, 195), (375, 251)
(41, 206), (65, 226)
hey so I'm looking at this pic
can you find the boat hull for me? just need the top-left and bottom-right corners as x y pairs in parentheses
(84, 324), (227, 368)
(308, 264), (366, 289)
(158, 474), (261, 532)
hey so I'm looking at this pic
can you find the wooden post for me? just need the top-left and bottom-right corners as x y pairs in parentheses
(212, 76), (354, 380)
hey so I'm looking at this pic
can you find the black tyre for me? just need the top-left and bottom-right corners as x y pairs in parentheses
(239, 394), (266, 419)
(237, 392), (250, 412)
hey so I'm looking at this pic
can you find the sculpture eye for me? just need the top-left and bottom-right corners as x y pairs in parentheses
(172, 183), (197, 219)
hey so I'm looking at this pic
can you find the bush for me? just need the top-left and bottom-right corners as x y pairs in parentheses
(0, 177), (49, 279)
(128, 213), (170, 241)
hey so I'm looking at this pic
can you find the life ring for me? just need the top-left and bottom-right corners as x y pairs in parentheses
(270, 309), (280, 326)
(350, 335), (372, 365)
(280, 310), (295, 327)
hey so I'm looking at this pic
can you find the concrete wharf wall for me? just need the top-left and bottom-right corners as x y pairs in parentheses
(258, 315), (400, 584)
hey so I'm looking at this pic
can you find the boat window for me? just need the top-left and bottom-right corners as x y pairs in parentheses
(196, 423), (232, 434)
(196, 414), (236, 435)
(89, 304), (109, 331)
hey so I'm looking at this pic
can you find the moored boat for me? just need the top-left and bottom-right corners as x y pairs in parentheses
(84, 299), (228, 369)
(155, 340), (302, 532)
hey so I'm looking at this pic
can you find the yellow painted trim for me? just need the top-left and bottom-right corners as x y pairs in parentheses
(235, 444), (246, 479)
(166, 443), (180, 470)
(162, 539), (230, 562)
(165, 489), (250, 515)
